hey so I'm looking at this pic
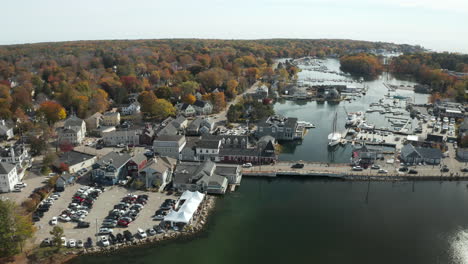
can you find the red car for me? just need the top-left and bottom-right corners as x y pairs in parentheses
(118, 220), (130, 227)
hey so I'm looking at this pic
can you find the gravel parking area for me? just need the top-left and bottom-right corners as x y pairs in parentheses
(34, 183), (178, 247)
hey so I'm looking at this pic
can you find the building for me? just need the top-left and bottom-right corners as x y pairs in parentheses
(85, 112), (102, 130)
(91, 152), (131, 185)
(186, 117), (215, 136)
(400, 144), (442, 165)
(0, 162), (19, 193)
(102, 129), (139, 146)
(139, 124), (155, 146)
(172, 116), (188, 130)
(138, 156), (176, 190)
(173, 161), (230, 194)
(256, 115), (305, 141)
(53, 151), (97, 173)
(218, 136), (277, 165)
(55, 173), (76, 192)
(58, 115), (86, 145)
(180, 137), (201, 161)
(196, 139), (222, 162)
(153, 135), (187, 159)
(177, 103), (196, 117)
(203, 135), (249, 149)
(192, 100), (213, 115)
(121, 102), (141, 115)
(351, 145), (382, 167)
(127, 153), (148, 177)
(0, 145), (30, 170)
(456, 148), (468, 162)
(0, 120), (14, 140)
(102, 111), (121, 126)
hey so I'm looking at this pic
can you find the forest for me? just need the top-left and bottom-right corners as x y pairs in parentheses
(339, 53), (383, 78)
(0, 39), (420, 127)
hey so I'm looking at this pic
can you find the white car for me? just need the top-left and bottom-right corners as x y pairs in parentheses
(137, 228), (147, 239)
(242, 163), (253, 168)
(68, 239), (76, 248)
(99, 228), (113, 234)
(50, 217), (58, 225)
(59, 215), (71, 222)
(100, 236), (110, 247)
(14, 182), (27, 188)
(76, 240), (84, 248)
(378, 169), (388, 174)
(61, 237), (67, 247)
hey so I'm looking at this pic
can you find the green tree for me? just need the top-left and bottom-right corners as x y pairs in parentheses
(151, 99), (176, 120)
(50, 226), (64, 250)
(179, 81), (200, 96)
(0, 200), (34, 257)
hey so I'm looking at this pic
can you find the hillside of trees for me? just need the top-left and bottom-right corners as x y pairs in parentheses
(339, 53), (383, 78)
(0, 39), (423, 125)
(390, 52), (468, 102)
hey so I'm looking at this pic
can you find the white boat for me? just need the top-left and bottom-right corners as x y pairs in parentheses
(297, 121), (315, 129)
(328, 112), (341, 147)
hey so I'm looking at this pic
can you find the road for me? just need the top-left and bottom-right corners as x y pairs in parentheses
(215, 81), (261, 124)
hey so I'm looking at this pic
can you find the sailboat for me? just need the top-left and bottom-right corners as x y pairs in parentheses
(328, 112), (341, 147)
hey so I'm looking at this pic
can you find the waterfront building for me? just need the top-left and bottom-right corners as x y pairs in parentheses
(400, 144), (442, 165)
(256, 115), (305, 141)
(0, 120), (14, 140)
(138, 156), (176, 190)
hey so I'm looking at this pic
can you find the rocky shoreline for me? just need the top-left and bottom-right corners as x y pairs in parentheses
(60, 195), (217, 262)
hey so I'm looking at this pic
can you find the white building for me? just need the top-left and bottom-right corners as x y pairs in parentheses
(102, 130), (139, 146)
(0, 120), (14, 140)
(58, 116), (86, 145)
(121, 102), (141, 116)
(0, 145), (30, 170)
(102, 111), (121, 126)
(0, 162), (19, 192)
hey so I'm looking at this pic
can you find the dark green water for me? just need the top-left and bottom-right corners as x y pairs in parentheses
(72, 178), (468, 264)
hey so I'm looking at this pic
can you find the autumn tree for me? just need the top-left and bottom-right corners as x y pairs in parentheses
(38, 101), (66, 124)
(226, 79), (239, 99)
(155, 86), (172, 100)
(151, 99), (176, 120)
(89, 89), (109, 113)
(182, 94), (196, 104)
(179, 81), (200, 96)
(138, 91), (158, 113)
(340, 53), (383, 78)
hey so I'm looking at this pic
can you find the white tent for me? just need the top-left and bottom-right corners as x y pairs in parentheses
(163, 191), (205, 224)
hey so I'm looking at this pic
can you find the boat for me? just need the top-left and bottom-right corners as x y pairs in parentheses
(297, 121), (315, 129)
(328, 112), (341, 147)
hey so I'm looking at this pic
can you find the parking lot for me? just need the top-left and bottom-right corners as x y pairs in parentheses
(34, 182), (178, 247)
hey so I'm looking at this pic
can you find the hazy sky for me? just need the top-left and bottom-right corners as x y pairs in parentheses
(2, 0), (467, 53)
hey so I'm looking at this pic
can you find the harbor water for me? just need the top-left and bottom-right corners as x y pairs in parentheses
(72, 178), (468, 264)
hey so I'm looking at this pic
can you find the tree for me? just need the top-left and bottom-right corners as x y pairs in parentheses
(59, 141), (74, 153)
(38, 101), (66, 124)
(89, 89), (109, 113)
(179, 81), (200, 96)
(0, 200), (34, 257)
(138, 91), (158, 113)
(226, 79), (239, 99)
(151, 99), (176, 120)
(182, 94), (196, 104)
(155, 86), (172, 100)
(50, 226), (64, 250)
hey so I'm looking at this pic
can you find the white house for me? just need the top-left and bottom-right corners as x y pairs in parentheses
(102, 111), (121, 126)
(53, 151), (97, 173)
(121, 102), (141, 115)
(138, 157), (176, 191)
(102, 130), (139, 146)
(0, 120), (14, 140)
(0, 145), (30, 170)
(0, 162), (19, 193)
(58, 115), (86, 145)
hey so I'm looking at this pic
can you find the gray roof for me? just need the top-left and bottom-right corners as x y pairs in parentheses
(96, 152), (131, 169)
(173, 161), (216, 185)
(156, 135), (184, 142)
(130, 153), (147, 165)
(214, 164), (239, 176)
(193, 100), (208, 108)
(188, 118), (203, 130)
(64, 115), (84, 127)
(0, 162), (15, 174)
(157, 123), (178, 136)
(401, 144), (442, 160)
(141, 156), (176, 173)
(196, 140), (221, 149)
(55, 151), (96, 167)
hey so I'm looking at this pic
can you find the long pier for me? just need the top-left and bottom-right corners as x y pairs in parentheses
(242, 161), (468, 181)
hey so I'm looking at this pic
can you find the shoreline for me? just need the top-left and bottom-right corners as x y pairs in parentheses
(36, 196), (218, 264)
(245, 173), (468, 182)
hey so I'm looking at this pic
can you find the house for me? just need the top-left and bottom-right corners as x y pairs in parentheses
(255, 85), (269, 99)
(102, 129), (139, 146)
(172, 116), (188, 130)
(192, 100), (213, 115)
(127, 153), (148, 177)
(186, 117), (215, 136)
(139, 124), (155, 146)
(0, 145), (30, 170)
(256, 115), (305, 141)
(177, 103), (196, 117)
(351, 145), (381, 167)
(180, 137), (201, 161)
(0, 120), (14, 140)
(102, 111), (121, 126)
(153, 135), (187, 159)
(138, 156), (176, 190)
(172, 161), (229, 194)
(55, 173), (76, 192)
(0, 162), (19, 193)
(52, 151), (97, 173)
(121, 102), (141, 115)
(196, 139), (221, 162)
(400, 144), (442, 165)
(156, 123), (179, 137)
(58, 115), (86, 145)
(91, 152), (132, 185)
(85, 112), (102, 130)
(203, 135), (249, 149)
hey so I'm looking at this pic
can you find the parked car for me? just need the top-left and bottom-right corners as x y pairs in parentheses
(50, 217), (58, 226)
(462, 168), (468, 172)
(408, 169), (418, 174)
(378, 169), (388, 174)
(147, 228), (157, 236)
(76, 240), (84, 248)
(41, 238), (52, 247)
(61, 237), (67, 247)
(123, 230), (134, 241)
(77, 221), (90, 228)
(441, 166), (449, 172)
(68, 239), (76, 248)
(100, 236), (110, 247)
(371, 164), (380, 170)
(116, 233), (124, 243)
(352, 166), (363, 171)
(398, 167), (409, 172)
(137, 228), (147, 239)
(98, 228), (113, 234)
(242, 163), (253, 168)
(86, 237), (93, 247)
(291, 163), (304, 169)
